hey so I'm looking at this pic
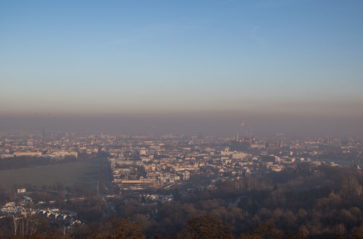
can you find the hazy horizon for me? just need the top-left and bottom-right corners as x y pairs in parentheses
(1, 112), (363, 138)
(1, 0), (363, 118)
(1, 0), (363, 137)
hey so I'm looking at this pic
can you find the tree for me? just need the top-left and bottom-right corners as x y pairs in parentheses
(294, 225), (309, 239)
(88, 217), (145, 239)
(178, 215), (233, 239)
(238, 224), (283, 239)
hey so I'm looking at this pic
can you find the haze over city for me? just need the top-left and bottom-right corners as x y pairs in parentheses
(2, 1), (363, 238)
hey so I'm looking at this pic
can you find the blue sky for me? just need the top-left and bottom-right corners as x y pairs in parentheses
(1, 0), (363, 115)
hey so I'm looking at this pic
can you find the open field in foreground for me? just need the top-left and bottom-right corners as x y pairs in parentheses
(0, 160), (98, 189)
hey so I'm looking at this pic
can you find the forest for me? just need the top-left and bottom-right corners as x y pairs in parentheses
(1, 164), (363, 238)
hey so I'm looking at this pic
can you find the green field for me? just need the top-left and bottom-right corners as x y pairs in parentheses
(0, 160), (99, 189)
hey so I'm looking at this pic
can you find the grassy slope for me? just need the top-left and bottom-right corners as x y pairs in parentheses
(0, 160), (98, 189)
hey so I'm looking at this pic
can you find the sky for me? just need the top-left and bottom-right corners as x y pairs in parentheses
(1, 0), (363, 116)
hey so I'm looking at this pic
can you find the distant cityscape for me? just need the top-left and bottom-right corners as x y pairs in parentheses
(1, 132), (362, 188)
(1, 130), (362, 236)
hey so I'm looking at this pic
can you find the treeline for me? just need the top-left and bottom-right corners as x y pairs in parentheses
(108, 164), (363, 238)
(1, 164), (363, 238)
(3, 214), (363, 239)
